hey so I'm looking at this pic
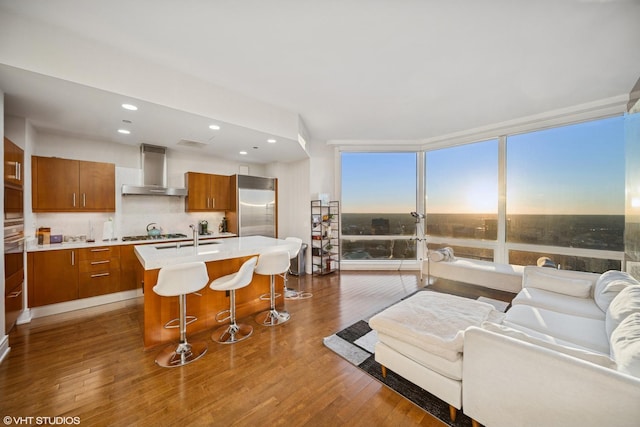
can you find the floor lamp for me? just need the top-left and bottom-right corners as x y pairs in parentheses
(410, 212), (428, 284)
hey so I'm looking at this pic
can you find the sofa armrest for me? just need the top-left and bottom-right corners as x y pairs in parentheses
(522, 266), (599, 298)
(462, 326), (640, 427)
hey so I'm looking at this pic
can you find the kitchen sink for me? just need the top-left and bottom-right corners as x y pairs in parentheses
(156, 241), (221, 250)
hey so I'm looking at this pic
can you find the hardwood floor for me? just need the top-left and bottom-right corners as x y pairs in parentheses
(0, 271), (514, 426)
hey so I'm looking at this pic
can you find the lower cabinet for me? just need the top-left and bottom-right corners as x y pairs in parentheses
(28, 249), (79, 307)
(5, 281), (23, 333)
(78, 246), (120, 298)
(120, 244), (146, 292)
(28, 244), (148, 307)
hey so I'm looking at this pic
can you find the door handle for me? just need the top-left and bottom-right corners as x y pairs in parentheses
(8, 289), (22, 298)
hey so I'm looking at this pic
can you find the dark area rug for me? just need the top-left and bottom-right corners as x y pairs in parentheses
(324, 289), (478, 427)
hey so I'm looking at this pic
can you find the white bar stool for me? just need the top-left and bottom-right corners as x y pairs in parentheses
(255, 250), (291, 326)
(152, 261), (210, 367)
(210, 256), (258, 344)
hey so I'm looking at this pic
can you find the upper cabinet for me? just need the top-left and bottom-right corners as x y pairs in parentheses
(32, 156), (115, 212)
(4, 138), (24, 188)
(184, 172), (231, 211)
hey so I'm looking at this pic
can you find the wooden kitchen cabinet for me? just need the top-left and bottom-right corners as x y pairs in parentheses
(78, 246), (120, 298)
(120, 244), (147, 292)
(5, 281), (23, 334)
(4, 137), (24, 187)
(32, 156), (115, 212)
(28, 244), (138, 307)
(28, 249), (79, 307)
(79, 161), (116, 211)
(185, 172), (231, 211)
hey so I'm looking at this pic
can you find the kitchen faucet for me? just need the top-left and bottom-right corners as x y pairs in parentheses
(189, 224), (199, 249)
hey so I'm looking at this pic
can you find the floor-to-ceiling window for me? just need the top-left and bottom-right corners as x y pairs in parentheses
(506, 115), (625, 271)
(339, 115), (626, 273)
(341, 152), (418, 260)
(425, 139), (498, 261)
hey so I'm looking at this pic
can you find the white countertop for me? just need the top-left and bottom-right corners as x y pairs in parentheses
(26, 232), (237, 252)
(134, 235), (298, 270)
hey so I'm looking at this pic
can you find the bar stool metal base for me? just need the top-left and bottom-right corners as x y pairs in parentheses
(256, 309), (290, 326)
(212, 323), (253, 344)
(155, 341), (208, 368)
(284, 288), (313, 300)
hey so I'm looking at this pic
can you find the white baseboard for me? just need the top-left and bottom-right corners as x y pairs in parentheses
(17, 308), (32, 325)
(28, 289), (142, 320)
(0, 334), (10, 365)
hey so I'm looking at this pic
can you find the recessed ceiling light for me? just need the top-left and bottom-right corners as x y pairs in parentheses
(122, 103), (138, 111)
(118, 129), (131, 134)
(209, 124), (221, 130)
(267, 138), (277, 143)
(239, 151), (248, 155)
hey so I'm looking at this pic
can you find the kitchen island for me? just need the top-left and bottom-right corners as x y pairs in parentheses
(135, 236), (299, 348)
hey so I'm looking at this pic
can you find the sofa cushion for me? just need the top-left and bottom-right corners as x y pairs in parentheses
(609, 312), (640, 378)
(512, 287), (605, 320)
(376, 332), (463, 380)
(502, 321), (604, 352)
(523, 267), (593, 298)
(482, 321), (616, 369)
(506, 304), (609, 353)
(606, 285), (640, 338)
(594, 270), (640, 312)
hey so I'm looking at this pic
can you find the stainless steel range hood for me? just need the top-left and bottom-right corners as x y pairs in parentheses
(121, 144), (188, 196)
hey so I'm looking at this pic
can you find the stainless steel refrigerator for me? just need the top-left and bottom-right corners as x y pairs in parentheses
(237, 175), (276, 237)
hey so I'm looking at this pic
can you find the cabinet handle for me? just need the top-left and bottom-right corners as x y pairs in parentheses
(8, 289), (22, 298)
(211, 197), (215, 208)
(72, 193), (76, 207)
(91, 260), (110, 265)
(83, 193), (86, 207)
(207, 197), (211, 208)
(71, 251), (75, 266)
(90, 248), (110, 252)
(90, 272), (110, 278)
(15, 162), (21, 181)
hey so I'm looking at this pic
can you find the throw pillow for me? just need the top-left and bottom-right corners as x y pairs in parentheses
(481, 321), (617, 369)
(606, 285), (640, 338)
(594, 270), (640, 312)
(524, 268), (592, 298)
(609, 312), (640, 378)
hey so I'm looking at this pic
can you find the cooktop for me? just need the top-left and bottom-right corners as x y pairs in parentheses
(121, 233), (188, 242)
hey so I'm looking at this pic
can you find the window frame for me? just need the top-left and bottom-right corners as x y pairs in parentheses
(336, 110), (627, 271)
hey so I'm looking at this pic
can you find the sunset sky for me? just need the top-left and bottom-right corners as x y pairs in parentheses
(342, 115), (625, 215)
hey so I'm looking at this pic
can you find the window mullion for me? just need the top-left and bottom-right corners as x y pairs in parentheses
(496, 136), (507, 264)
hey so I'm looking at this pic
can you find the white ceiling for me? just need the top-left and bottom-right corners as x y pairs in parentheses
(1, 1), (639, 162)
(0, 64), (305, 164)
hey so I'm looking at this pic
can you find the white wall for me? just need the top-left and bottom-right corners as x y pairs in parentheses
(308, 139), (336, 200)
(265, 158), (311, 272)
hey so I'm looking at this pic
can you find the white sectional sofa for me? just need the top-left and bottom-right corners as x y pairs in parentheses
(463, 266), (640, 427)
